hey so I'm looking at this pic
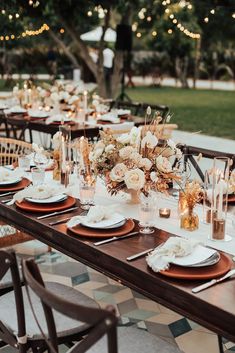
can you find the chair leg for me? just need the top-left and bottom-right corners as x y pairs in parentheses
(217, 335), (224, 353)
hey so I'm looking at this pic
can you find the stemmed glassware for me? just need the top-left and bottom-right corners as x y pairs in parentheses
(139, 193), (156, 234)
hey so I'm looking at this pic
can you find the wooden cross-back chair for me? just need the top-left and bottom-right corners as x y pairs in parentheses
(0, 249), (102, 353)
(4, 114), (33, 143)
(0, 137), (33, 166)
(22, 258), (182, 353)
(177, 144), (235, 182)
(140, 103), (170, 121)
(109, 100), (141, 116)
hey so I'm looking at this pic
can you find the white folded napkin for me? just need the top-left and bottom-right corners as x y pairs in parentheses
(12, 184), (66, 204)
(67, 205), (116, 228)
(99, 112), (120, 123)
(46, 114), (69, 125)
(0, 167), (24, 182)
(146, 237), (202, 272)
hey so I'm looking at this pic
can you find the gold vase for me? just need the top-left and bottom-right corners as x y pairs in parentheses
(127, 189), (140, 204)
(180, 206), (199, 231)
(53, 150), (61, 181)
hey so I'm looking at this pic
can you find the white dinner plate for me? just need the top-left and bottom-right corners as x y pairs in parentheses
(188, 252), (220, 267)
(0, 178), (22, 186)
(9, 107), (27, 114)
(52, 114), (71, 122)
(81, 213), (126, 229)
(28, 110), (49, 118)
(26, 194), (67, 204)
(171, 245), (218, 267)
(0, 103), (8, 110)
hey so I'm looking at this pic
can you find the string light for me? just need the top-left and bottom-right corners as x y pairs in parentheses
(232, 13), (235, 19)
(87, 11), (92, 16)
(152, 30), (157, 36)
(162, 0), (200, 40)
(59, 28), (65, 34)
(0, 23), (50, 42)
(136, 32), (142, 38)
(204, 17), (209, 23)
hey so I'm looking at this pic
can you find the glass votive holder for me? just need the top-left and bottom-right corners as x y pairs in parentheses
(79, 181), (96, 210)
(31, 167), (45, 186)
(139, 199), (155, 234)
(159, 208), (171, 219)
(18, 155), (31, 171)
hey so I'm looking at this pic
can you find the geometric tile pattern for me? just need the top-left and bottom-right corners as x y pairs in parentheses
(11, 242), (235, 353)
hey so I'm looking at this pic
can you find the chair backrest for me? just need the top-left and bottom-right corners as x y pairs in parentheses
(0, 250), (26, 348)
(177, 144), (235, 182)
(139, 103), (169, 121)
(110, 100), (141, 116)
(22, 259), (118, 353)
(0, 137), (32, 166)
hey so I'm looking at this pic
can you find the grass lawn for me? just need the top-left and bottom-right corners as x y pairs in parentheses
(126, 86), (235, 140)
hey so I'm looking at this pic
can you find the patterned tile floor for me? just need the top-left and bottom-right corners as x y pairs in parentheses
(7, 241), (235, 353)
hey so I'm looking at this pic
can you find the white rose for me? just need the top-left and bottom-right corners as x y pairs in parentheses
(130, 152), (142, 165)
(140, 158), (152, 171)
(110, 163), (127, 182)
(51, 86), (58, 93)
(51, 92), (60, 102)
(59, 91), (70, 101)
(105, 144), (115, 153)
(68, 95), (79, 105)
(141, 131), (158, 149)
(117, 133), (130, 144)
(94, 141), (105, 151)
(156, 155), (172, 173)
(119, 146), (134, 159)
(124, 168), (145, 191)
(94, 148), (103, 159)
(65, 84), (75, 93)
(150, 172), (158, 182)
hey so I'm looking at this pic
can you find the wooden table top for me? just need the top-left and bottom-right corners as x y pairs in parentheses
(0, 198), (235, 341)
(3, 113), (146, 139)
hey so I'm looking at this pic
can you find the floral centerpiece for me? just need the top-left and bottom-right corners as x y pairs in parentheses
(89, 123), (182, 201)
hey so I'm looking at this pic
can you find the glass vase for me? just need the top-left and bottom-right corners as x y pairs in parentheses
(180, 206), (199, 231)
(210, 157), (231, 241)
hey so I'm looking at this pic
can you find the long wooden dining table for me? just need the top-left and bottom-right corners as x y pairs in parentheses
(0, 197), (235, 343)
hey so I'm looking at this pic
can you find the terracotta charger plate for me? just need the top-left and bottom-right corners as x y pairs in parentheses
(227, 193), (235, 203)
(0, 178), (31, 192)
(15, 196), (76, 213)
(159, 252), (232, 280)
(67, 219), (135, 238)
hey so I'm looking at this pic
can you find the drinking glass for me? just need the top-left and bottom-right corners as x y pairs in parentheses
(79, 178), (96, 210)
(139, 195), (155, 234)
(18, 155), (30, 171)
(31, 167), (45, 186)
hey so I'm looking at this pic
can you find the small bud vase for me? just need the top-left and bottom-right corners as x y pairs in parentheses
(180, 206), (199, 231)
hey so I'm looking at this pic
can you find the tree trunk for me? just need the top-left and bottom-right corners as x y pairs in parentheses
(111, 51), (124, 98)
(175, 56), (189, 88)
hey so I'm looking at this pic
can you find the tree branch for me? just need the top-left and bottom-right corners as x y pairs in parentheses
(48, 30), (80, 69)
